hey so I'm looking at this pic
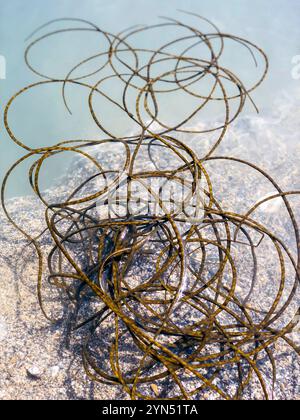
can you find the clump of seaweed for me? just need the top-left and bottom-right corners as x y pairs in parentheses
(2, 12), (299, 400)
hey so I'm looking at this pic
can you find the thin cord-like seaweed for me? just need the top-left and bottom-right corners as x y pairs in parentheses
(2, 12), (299, 400)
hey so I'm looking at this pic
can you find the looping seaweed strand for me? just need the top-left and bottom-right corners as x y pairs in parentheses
(2, 12), (299, 400)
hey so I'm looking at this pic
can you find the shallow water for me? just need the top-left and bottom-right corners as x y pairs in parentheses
(0, 0), (300, 197)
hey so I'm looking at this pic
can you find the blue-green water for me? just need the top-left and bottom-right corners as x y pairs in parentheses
(0, 0), (300, 197)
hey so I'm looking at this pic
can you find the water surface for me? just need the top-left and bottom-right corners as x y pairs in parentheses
(0, 0), (299, 197)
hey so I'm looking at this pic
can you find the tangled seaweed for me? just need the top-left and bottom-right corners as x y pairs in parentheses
(2, 12), (299, 400)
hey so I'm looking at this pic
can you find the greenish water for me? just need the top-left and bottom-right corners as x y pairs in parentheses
(0, 0), (300, 197)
